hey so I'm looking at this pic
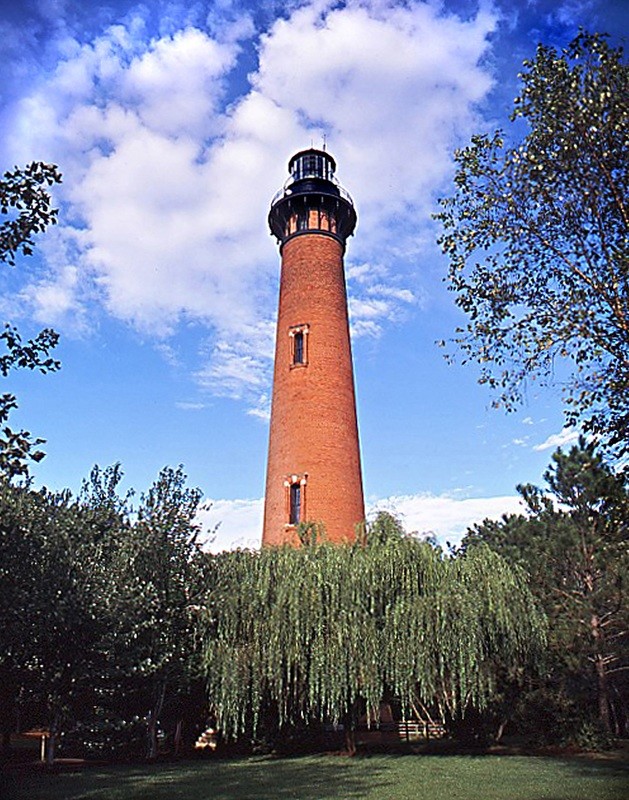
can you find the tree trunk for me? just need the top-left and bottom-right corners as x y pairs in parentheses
(46, 716), (59, 766)
(174, 719), (183, 756)
(147, 681), (167, 760)
(495, 717), (508, 743)
(342, 699), (360, 756)
(591, 614), (612, 732)
(344, 727), (356, 756)
(0, 661), (17, 758)
(594, 654), (611, 732)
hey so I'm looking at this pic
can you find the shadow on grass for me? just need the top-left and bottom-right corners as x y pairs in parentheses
(555, 754), (629, 780)
(1, 755), (388, 800)
(2, 751), (628, 800)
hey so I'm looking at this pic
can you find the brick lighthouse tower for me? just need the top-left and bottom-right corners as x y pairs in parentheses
(262, 148), (364, 546)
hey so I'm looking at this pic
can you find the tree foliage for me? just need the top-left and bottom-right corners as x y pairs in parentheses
(0, 464), (208, 761)
(199, 518), (546, 744)
(0, 476), (114, 760)
(0, 324), (60, 479)
(436, 32), (629, 454)
(0, 162), (62, 479)
(103, 466), (206, 759)
(0, 162), (62, 266)
(464, 440), (629, 740)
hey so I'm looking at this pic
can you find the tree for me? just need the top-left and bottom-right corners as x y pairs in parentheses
(0, 462), (209, 762)
(464, 440), (629, 739)
(0, 477), (114, 763)
(198, 521), (546, 752)
(0, 162), (62, 479)
(436, 33), (629, 455)
(101, 466), (207, 759)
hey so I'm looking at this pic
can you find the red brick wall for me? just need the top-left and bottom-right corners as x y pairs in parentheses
(262, 232), (365, 546)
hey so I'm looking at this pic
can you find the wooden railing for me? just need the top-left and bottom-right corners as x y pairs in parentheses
(324, 720), (447, 741)
(375, 721), (446, 740)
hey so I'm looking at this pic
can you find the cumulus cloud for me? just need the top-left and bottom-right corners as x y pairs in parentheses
(19, 260), (78, 317)
(254, 0), (496, 237)
(349, 290), (418, 338)
(533, 427), (581, 452)
(120, 27), (234, 139)
(197, 490), (525, 553)
(370, 492), (525, 548)
(196, 497), (264, 552)
(346, 260), (420, 337)
(4, 0), (498, 408)
(194, 317), (276, 415)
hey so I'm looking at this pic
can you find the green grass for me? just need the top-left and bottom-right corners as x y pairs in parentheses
(2, 753), (628, 800)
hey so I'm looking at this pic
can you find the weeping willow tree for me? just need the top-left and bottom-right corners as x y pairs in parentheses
(199, 520), (546, 746)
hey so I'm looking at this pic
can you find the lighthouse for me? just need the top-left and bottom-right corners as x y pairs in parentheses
(262, 148), (365, 546)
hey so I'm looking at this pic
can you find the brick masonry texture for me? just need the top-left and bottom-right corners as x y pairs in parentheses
(262, 232), (365, 546)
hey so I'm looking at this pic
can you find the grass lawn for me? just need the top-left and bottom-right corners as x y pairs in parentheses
(2, 753), (628, 800)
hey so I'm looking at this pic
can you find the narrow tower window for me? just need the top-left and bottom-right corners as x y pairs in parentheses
(289, 324), (309, 368)
(289, 483), (301, 525)
(293, 331), (304, 364)
(284, 474), (307, 527)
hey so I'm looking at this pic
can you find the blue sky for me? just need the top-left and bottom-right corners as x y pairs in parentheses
(1, 0), (626, 550)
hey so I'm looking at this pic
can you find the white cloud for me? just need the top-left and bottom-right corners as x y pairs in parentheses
(368, 285), (418, 304)
(197, 490), (525, 553)
(120, 28), (234, 139)
(5, 0), (498, 409)
(19, 224), (94, 332)
(351, 298), (393, 320)
(554, 0), (598, 27)
(194, 318), (276, 411)
(253, 0), (496, 247)
(247, 393), (271, 421)
(154, 341), (180, 367)
(370, 492), (525, 548)
(197, 497), (264, 553)
(347, 261), (420, 338)
(349, 293), (414, 338)
(20, 264), (82, 324)
(8, 19), (257, 330)
(350, 319), (383, 338)
(347, 262), (389, 284)
(533, 427), (581, 452)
